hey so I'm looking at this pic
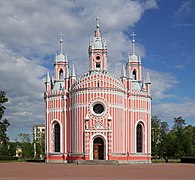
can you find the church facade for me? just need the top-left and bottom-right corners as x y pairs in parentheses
(44, 17), (152, 163)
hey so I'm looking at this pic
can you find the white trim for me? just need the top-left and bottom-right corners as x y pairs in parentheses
(90, 133), (108, 160)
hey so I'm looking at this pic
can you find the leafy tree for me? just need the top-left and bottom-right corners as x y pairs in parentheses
(151, 116), (169, 158)
(158, 121), (169, 158)
(8, 142), (19, 156)
(183, 125), (194, 156)
(17, 133), (33, 158)
(20, 142), (34, 158)
(151, 116), (161, 157)
(173, 116), (186, 131)
(0, 91), (10, 145)
(171, 117), (186, 158)
(151, 116), (195, 159)
(0, 91), (10, 156)
(192, 126), (195, 156)
(18, 133), (31, 143)
(33, 131), (45, 158)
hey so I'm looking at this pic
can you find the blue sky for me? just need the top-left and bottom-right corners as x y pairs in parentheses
(0, 0), (195, 140)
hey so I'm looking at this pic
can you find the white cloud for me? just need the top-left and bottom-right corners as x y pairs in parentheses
(174, 0), (193, 17)
(152, 99), (195, 125)
(0, 0), (157, 58)
(0, 43), (47, 139)
(0, 0), (160, 140)
(143, 68), (178, 100)
(143, 68), (195, 124)
(174, 64), (185, 69)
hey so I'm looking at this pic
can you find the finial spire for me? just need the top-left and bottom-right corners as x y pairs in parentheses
(95, 11), (101, 37)
(96, 8), (99, 29)
(71, 64), (76, 77)
(96, 15), (99, 29)
(146, 72), (151, 84)
(131, 32), (136, 54)
(46, 72), (50, 83)
(121, 64), (126, 78)
(65, 66), (69, 79)
(58, 32), (64, 54)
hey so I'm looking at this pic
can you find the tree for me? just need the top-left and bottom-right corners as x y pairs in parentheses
(0, 91), (10, 145)
(17, 133), (33, 158)
(33, 130), (45, 158)
(18, 133), (31, 143)
(158, 121), (169, 158)
(151, 116), (170, 158)
(151, 116), (195, 159)
(151, 116), (161, 157)
(183, 125), (194, 156)
(171, 117), (186, 158)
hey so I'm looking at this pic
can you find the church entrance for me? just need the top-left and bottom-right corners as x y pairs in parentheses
(93, 137), (104, 160)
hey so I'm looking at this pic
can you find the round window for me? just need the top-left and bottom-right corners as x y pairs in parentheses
(93, 103), (104, 115)
(96, 56), (100, 60)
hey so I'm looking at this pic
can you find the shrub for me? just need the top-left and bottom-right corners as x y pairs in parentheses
(0, 156), (18, 161)
(181, 157), (195, 163)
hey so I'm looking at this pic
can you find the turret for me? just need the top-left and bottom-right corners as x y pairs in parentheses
(54, 32), (68, 83)
(121, 64), (127, 89)
(65, 66), (69, 90)
(145, 72), (151, 93)
(127, 32), (142, 82)
(126, 63), (132, 90)
(141, 78), (146, 91)
(53, 32), (69, 91)
(69, 64), (76, 87)
(45, 72), (51, 92)
(88, 16), (107, 71)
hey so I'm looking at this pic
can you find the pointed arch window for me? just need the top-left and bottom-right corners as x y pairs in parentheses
(96, 62), (100, 70)
(59, 69), (64, 80)
(54, 123), (60, 152)
(132, 69), (137, 80)
(136, 123), (143, 153)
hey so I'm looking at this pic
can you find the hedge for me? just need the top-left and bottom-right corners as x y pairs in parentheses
(26, 159), (45, 163)
(181, 157), (195, 163)
(0, 156), (18, 161)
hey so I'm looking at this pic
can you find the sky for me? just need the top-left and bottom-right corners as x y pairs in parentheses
(0, 0), (195, 141)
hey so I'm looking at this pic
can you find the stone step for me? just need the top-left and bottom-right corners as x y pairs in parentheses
(75, 160), (120, 165)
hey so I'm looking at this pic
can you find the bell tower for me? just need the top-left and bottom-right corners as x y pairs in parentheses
(126, 32), (142, 82)
(53, 32), (69, 90)
(88, 16), (107, 71)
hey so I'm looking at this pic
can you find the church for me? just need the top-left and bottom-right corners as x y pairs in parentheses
(44, 17), (152, 163)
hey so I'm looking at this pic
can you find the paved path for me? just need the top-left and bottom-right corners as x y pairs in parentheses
(0, 162), (194, 179)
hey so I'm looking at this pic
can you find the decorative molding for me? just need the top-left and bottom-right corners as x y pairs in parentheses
(92, 121), (107, 130)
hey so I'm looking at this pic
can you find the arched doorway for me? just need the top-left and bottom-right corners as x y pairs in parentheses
(93, 137), (104, 160)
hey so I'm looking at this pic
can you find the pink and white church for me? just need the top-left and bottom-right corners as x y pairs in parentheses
(44, 17), (152, 163)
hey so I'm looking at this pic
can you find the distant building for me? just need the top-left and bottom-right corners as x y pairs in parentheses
(33, 124), (45, 158)
(16, 145), (22, 157)
(33, 124), (45, 141)
(45, 17), (152, 163)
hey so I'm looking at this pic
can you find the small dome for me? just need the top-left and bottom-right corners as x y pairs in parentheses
(129, 54), (138, 62)
(56, 54), (66, 62)
(92, 38), (103, 49)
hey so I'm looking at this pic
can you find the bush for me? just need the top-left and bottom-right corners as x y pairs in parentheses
(0, 156), (18, 161)
(26, 159), (45, 163)
(181, 157), (195, 163)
